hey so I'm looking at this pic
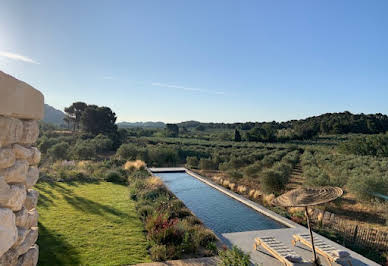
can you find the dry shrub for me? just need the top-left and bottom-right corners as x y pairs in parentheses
(248, 189), (255, 198)
(263, 193), (275, 205)
(124, 160), (146, 170)
(237, 185), (247, 194)
(222, 179), (230, 188)
(147, 176), (163, 188)
(288, 207), (304, 214)
(213, 175), (222, 182)
(77, 160), (92, 168)
(253, 190), (262, 199)
(229, 183), (236, 191)
(317, 212), (324, 222)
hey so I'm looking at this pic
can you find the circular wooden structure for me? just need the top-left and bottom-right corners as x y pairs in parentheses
(272, 187), (343, 207)
(272, 186), (343, 265)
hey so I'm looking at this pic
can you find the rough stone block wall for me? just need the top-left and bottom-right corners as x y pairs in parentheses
(0, 71), (44, 266)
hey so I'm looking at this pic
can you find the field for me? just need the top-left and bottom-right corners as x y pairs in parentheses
(36, 181), (151, 266)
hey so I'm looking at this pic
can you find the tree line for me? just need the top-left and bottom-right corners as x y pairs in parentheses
(164, 112), (388, 142)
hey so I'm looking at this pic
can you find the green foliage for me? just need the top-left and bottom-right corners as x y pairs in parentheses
(71, 141), (97, 160)
(116, 143), (141, 160)
(105, 170), (127, 184)
(261, 169), (285, 193)
(246, 125), (276, 142)
(81, 105), (118, 136)
(186, 156), (199, 169)
(339, 133), (388, 157)
(234, 129), (242, 142)
(150, 245), (167, 261)
(48, 142), (70, 160)
(165, 124), (179, 137)
(64, 101), (88, 131)
(301, 149), (388, 199)
(218, 246), (251, 266)
(92, 134), (114, 153)
(128, 171), (217, 260)
(199, 158), (217, 170)
(243, 162), (263, 178)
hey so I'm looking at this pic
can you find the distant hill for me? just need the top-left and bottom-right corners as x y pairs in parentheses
(43, 104), (65, 126)
(117, 121), (165, 128)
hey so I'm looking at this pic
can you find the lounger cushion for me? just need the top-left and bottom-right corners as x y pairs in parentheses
(333, 250), (350, 258)
(285, 254), (303, 263)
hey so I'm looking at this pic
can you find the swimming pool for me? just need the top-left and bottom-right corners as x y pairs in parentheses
(156, 171), (286, 238)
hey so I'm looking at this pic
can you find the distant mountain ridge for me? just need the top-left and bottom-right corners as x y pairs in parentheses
(43, 104), (65, 125)
(117, 121), (165, 128)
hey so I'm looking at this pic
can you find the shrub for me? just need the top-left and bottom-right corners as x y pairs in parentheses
(193, 226), (216, 247)
(186, 156), (199, 169)
(137, 205), (154, 221)
(226, 170), (243, 180)
(184, 216), (202, 225)
(261, 169), (285, 194)
(116, 143), (139, 160)
(146, 214), (183, 245)
(244, 162), (263, 178)
(148, 146), (179, 167)
(39, 136), (59, 154)
(48, 142), (69, 161)
(199, 158), (217, 170)
(92, 134), (113, 153)
(150, 244), (167, 261)
(218, 246), (251, 266)
(348, 174), (388, 200)
(71, 141), (97, 160)
(124, 160), (146, 171)
(105, 170), (127, 184)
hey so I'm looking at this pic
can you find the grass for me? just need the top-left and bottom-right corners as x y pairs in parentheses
(36, 181), (151, 266)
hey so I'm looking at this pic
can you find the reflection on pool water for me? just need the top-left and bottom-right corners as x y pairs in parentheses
(156, 172), (286, 238)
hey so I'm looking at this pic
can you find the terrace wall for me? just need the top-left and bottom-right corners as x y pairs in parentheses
(0, 71), (44, 266)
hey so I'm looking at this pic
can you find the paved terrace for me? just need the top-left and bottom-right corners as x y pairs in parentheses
(148, 168), (379, 266)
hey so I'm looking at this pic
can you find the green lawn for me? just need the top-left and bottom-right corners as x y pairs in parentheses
(36, 181), (151, 266)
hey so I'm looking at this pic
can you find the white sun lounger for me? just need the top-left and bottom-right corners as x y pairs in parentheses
(292, 233), (352, 266)
(254, 236), (313, 266)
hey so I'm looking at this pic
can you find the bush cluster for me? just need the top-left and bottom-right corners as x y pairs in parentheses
(301, 149), (388, 200)
(39, 159), (128, 184)
(218, 246), (251, 266)
(128, 170), (217, 261)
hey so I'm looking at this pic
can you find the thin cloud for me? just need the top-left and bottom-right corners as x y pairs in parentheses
(151, 82), (224, 95)
(0, 51), (39, 64)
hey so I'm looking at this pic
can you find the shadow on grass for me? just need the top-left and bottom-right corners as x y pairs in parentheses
(62, 194), (126, 218)
(37, 223), (81, 266)
(37, 192), (55, 208)
(38, 181), (126, 218)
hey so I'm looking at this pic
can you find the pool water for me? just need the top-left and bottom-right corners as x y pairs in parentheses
(156, 172), (286, 238)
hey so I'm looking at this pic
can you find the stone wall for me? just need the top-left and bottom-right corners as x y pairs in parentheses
(0, 71), (44, 266)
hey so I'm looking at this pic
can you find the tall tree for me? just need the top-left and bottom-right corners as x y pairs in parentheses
(63, 115), (73, 130)
(166, 124), (179, 137)
(80, 105), (118, 136)
(64, 102), (87, 131)
(234, 129), (242, 142)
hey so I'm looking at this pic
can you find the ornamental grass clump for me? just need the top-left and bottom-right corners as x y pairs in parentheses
(218, 246), (251, 266)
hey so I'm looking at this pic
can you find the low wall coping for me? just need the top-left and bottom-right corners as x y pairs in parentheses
(0, 71), (44, 120)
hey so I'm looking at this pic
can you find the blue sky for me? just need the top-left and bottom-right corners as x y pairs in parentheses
(0, 1), (387, 123)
